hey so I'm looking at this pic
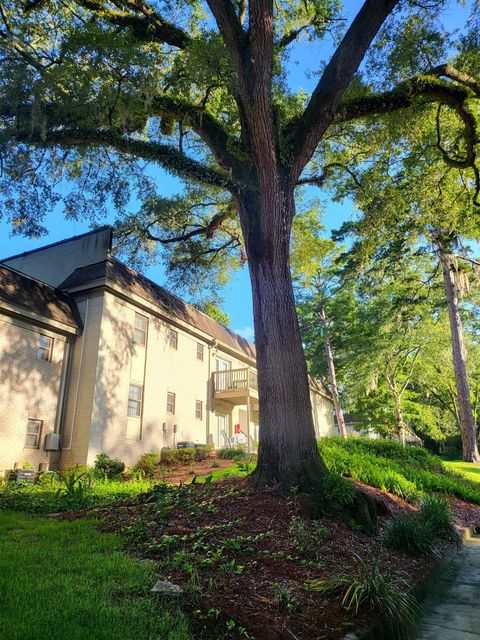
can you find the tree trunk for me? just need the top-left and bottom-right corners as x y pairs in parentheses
(439, 249), (480, 463)
(392, 388), (406, 447)
(385, 372), (406, 446)
(240, 189), (329, 491)
(319, 307), (347, 438)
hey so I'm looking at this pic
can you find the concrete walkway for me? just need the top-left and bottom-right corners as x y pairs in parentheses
(416, 539), (480, 639)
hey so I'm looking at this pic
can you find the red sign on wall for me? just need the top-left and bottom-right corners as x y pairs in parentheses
(234, 423), (241, 434)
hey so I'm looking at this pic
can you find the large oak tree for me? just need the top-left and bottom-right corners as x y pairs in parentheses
(0, 0), (479, 488)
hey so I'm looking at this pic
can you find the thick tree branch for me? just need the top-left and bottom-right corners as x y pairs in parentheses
(289, 0), (400, 179)
(11, 128), (237, 189)
(148, 96), (246, 178)
(333, 76), (474, 123)
(26, 0), (190, 48)
(206, 0), (246, 67)
(427, 64), (480, 98)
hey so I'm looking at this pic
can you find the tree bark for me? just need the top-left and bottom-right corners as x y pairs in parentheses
(392, 386), (406, 447)
(240, 189), (329, 491)
(319, 307), (347, 438)
(439, 248), (480, 462)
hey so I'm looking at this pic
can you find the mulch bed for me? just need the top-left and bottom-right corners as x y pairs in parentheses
(58, 477), (480, 640)
(157, 458), (235, 484)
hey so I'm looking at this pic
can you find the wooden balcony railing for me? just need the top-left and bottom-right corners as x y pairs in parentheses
(213, 368), (258, 395)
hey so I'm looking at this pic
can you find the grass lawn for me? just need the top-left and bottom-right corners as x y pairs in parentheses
(442, 460), (480, 485)
(0, 511), (191, 640)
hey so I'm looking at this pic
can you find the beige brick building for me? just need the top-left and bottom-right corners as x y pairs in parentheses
(0, 228), (334, 475)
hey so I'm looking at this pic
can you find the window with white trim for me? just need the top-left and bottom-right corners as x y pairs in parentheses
(133, 313), (148, 345)
(168, 329), (178, 350)
(195, 400), (203, 420)
(128, 383), (143, 417)
(196, 342), (204, 361)
(37, 335), (53, 362)
(25, 419), (42, 448)
(167, 391), (176, 414)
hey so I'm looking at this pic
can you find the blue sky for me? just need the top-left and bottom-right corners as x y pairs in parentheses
(0, 1), (471, 340)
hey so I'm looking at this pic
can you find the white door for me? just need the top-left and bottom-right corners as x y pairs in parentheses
(215, 357), (231, 390)
(214, 412), (228, 448)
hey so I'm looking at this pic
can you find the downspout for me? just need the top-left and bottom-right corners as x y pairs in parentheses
(54, 338), (72, 435)
(66, 294), (90, 449)
(206, 341), (211, 444)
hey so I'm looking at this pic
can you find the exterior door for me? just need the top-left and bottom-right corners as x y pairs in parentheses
(214, 412), (228, 448)
(215, 357), (231, 390)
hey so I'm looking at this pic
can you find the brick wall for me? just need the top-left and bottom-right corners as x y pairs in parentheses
(0, 315), (67, 476)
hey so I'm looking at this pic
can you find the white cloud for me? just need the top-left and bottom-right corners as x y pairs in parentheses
(234, 326), (255, 341)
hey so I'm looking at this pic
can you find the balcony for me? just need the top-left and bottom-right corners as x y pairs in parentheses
(212, 367), (258, 406)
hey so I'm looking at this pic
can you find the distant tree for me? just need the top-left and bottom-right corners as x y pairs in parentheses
(196, 299), (231, 327)
(328, 110), (480, 459)
(292, 210), (350, 437)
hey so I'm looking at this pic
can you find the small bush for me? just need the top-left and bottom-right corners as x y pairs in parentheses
(218, 446), (246, 460)
(323, 474), (356, 506)
(94, 453), (125, 479)
(383, 515), (434, 556)
(418, 494), (455, 539)
(133, 453), (160, 478)
(160, 449), (178, 465)
(211, 460), (220, 468)
(175, 448), (196, 464)
(306, 555), (420, 639)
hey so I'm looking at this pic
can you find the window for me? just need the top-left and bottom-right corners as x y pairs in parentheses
(37, 335), (53, 362)
(25, 419), (42, 448)
(133, 313), (148, 345)
(196, 342), (204, 361)
(128, 383), (143, 417)
(167, 391), (176, 414)
(195, 400), (203, 420)
(168, 328), (178, 350)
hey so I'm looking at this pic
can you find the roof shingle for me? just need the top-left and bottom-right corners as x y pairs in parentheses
(60, 258), (256, 359)
(0, 265), (80, 329)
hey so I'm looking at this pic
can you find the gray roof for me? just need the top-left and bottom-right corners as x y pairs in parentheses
(0, 265), (81, 329)
(60, 258), (256, 359)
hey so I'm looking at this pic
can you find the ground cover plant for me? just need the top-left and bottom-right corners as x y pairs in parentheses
(59, 474), (480, 640)
(3, 439), (480, 639)
(443, 460), (480, 485)
(0, 473), (154, 514)
(318, 438), (480, 505)
(0, 511), (191, 640)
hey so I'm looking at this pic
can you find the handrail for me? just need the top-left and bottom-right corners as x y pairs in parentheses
(213, 367), (257, 393)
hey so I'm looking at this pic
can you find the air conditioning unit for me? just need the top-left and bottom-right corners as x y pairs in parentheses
(45, 433), (60, 451)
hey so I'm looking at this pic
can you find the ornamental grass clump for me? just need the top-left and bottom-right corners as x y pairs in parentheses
(418, 494), (455, 539)
(306, 555), (420, 639)
(383, 515), (435, 556)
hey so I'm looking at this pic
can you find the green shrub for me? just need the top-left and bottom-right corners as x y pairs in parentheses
(160, 449), (178, 465)
(133, 453), (160, 478)
(306, 556), (420, 639)
(383, 515), (434, 556)
(36, 471), (59, 487)
(0, 477), (153, 514)
(418, 495), (455, 539)
(318, 437), (480, 505)
(323, 473), (356, 506)
(175, 448), (196, 464)
(218, 446), (246, 460)
(94, 453), (125, 479)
